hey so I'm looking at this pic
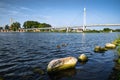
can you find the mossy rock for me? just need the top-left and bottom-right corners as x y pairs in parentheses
(118, 44), (120, 46)
(109, 69), (120, 80)
(94, 46), (107, 53)
(112, 40), (120, 46)
(118, 59), (120, 64)
(0, 77), (4, 80)
(78, 54), (88, 62)
(117, 46), (120, 56)
(33, 68), (44, 75)
(114, 64), (120, 71)
(47, 57), (77, 73)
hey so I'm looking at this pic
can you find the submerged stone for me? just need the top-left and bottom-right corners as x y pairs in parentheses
(94, 46), (100, 51)
(94, 46), (107, 53)
(61, 43), (68, 47)
(118, 58), (120, 64)
(114, 63), (120, 71)
(47, 57), (77, 73)
(33, 68), (44, 75)
(56, 45), (61, 48)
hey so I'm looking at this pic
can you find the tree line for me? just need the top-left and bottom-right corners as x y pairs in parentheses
(0, 21), (52, 31)
(84, 28), (120, 33)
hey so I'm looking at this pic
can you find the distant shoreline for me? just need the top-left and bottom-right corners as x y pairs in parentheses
(0, 31), (120, 33)
(0, 28), (120, 33)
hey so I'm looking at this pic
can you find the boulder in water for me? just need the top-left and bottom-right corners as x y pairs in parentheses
(94, 46), (107, 53)
(78, 54), (88, 62)
(105, 43), (116, 49)
(47, 57), (77, 73)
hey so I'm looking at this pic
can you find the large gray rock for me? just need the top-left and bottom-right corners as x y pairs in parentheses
(105, 43), (116, 49)
(47, 57), (77, 73)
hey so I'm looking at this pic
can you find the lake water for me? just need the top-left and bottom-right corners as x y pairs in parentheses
(0, 32), (119, 80)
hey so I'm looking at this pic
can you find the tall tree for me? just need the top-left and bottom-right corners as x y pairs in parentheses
(38, 23), (51, 28)
(23, 21), (40, 28)
(10, 22), (21, 31)
(5, 24), (9, 30)
(103, 28), (112, 32)
(0, 27), (3, 30)
(23, 21), (51, 28)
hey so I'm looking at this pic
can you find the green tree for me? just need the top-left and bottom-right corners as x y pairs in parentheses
(0, 27), (3, 30)
(115, 29), (120, 32)
(38, 23), (51, 28)
(23, 21), (51, 28)
(10, 22), (21, 31)
(23, 21), (40, 28)
(5, 24), (9, 30)
(103, 28), (112, 32)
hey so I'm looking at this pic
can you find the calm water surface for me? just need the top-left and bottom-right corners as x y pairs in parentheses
(0, 32), (119, 80)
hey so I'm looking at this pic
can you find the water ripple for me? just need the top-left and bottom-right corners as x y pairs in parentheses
(0, 32), (119, 80)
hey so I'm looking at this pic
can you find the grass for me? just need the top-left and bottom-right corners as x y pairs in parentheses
(109, 35), (120, 80)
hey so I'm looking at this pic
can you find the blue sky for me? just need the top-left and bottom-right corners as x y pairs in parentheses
(0, 0), (120, 28)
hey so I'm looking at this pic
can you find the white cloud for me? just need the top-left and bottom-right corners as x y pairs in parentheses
(0, 1), (52, 26)
(8, 10), (19, 15)
(20, 6), (33, 11)
(0, 1), (33, 16)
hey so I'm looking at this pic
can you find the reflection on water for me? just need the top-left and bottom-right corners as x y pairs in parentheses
(79, 61), (88, 65)
(0, 32), (119, 80)
(82, 33), (85, 43)
(48, 68), (76, 80)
